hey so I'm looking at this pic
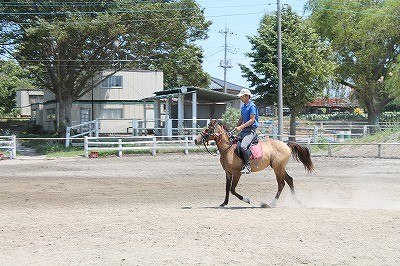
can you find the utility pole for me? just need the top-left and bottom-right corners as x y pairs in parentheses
(219, 24), (233, 93)
(277, 0), (283, 141)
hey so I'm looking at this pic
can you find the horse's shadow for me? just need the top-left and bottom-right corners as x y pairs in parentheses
(200, 205), (270, 210)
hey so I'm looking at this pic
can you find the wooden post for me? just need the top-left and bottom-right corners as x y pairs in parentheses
(377, 143), (382, 158)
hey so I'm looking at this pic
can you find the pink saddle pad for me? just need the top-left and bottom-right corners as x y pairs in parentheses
(250, 142), (263, 159)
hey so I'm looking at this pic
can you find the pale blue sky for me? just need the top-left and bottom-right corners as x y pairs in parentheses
(196, 0), (309, 88)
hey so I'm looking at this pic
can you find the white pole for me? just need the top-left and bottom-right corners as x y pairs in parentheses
(84, 136), (89, 158)
(152, 137), (157, 156)
(65, 127), (71, 147)
(118, 138), (122, 157)
(12, 135), (16, 159)
(184, 136), (189, 155)
(192, 92), (197, 139)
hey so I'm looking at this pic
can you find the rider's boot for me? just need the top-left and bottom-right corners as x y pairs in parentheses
(240, 149), (252, 174)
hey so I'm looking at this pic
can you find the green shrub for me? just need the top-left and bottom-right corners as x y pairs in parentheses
(222, 106), (240, 130)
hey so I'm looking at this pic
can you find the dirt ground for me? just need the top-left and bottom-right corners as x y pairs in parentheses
(1, 153), (399, 265)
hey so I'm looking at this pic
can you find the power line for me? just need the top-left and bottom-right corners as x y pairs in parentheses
(0, 7), (197, 15)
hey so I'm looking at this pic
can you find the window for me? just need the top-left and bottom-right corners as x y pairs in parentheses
(46, 108), (56, 121)
(101, 75), (122, 88)
(29, 95), (44, 104)
(99, 109), (123, 119)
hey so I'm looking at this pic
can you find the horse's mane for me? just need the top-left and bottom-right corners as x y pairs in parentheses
(215, 119), (231, 131)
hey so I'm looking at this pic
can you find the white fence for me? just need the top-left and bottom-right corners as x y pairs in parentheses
(0, 135), (17, 159)
(66, 120), (99, 147)
(307, 142), (400, 159)
(84, 135), (199, 158)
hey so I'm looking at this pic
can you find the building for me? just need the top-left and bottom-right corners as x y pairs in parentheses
(307, 98), (359, 114)
(31, 69), (163, 133)
(144, 87), (239, 136)
(16, 90), (44, 117)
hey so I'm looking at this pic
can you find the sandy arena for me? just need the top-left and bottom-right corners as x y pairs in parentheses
(1, 153), (399, 265)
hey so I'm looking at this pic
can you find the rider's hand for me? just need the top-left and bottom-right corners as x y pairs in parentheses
(235, 125), (243, 132)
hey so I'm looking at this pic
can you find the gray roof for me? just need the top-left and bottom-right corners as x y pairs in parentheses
(209, 77), (248, 92)
(143, 87), (238, 103)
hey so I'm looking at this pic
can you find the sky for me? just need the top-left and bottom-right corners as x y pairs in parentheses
(196, 0), (309, 88)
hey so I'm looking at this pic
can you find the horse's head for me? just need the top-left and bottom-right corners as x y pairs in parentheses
(195, 119), (224, 145)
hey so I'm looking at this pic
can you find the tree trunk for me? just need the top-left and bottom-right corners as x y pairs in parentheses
(58, 97), (73, 137)
(368, 110), (380, 134)
(289, 114), (297, 142)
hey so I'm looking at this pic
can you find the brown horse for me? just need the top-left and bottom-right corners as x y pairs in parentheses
(195, 119), (314, 208)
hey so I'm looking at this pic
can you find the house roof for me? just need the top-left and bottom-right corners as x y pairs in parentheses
(309, 98), (358, 108)
(209, 77), (248, 92)
(143, 86), (238, 103)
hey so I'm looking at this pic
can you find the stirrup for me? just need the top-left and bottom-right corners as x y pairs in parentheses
(241, 165), (251, 174)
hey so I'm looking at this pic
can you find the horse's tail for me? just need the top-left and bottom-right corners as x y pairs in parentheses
(287, 142), (314, 173)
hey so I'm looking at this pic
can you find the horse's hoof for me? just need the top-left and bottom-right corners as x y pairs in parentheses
(242, 197), (251, 204)
(260, 202), (271, 208)
(293, 197), (302, 205)
(219, 203), (227, 207)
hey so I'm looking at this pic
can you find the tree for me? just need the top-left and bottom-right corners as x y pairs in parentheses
(306, 0), (400, 129)
(0, 0), (210, 133)
(0, 60), (35, 116)
(239, 6), (335, 140)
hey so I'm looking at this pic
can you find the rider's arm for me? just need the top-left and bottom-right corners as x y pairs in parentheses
(235, 114), (255, 131)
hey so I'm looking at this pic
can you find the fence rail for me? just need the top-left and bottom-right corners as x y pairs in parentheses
(84, 135), (199, 158)
(0, 135), (16, 159)
(307, 142), (400, 159)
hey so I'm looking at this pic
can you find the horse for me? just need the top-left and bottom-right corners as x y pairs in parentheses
(195, 119), (314, 208)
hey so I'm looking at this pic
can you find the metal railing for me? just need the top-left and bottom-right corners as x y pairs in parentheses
(0, 135), (17, 159)
(66, 120), (99, 147)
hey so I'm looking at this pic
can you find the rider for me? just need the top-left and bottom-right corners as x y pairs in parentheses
(235, 88), (259, 174)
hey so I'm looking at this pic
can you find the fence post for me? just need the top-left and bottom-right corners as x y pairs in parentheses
(363, 125), (368, 137)
(272, 125), (278, 139)
(152, 137), (157, 156)
(95, 119), (99, 138)
(328, 143), (332, 157)
(377, 143), (382, 158)
(184, 136), (189, 155)
(12, 135), (16, 159)
(118, 138), (122, 157)
(313, 126), (318, 143)
(84, 136), (89, 158)
(65, 127), (71, 147)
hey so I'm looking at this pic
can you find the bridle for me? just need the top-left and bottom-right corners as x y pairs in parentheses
(197, 120), (236, 156)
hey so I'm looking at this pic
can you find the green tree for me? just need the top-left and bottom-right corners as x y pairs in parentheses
(0, 0), (210, 133)
(306, 0), (400, 129)
(240, 6), (335, 140)
(0, 60), (35, 116)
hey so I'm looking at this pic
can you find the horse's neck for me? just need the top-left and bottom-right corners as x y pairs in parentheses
(216, 133), (232, 152)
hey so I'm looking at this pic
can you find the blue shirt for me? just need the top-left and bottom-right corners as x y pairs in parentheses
(241, 100), (259, 129)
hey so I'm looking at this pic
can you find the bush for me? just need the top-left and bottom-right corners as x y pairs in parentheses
(222, 106), (240, 130)
(301, 111), (400, 122)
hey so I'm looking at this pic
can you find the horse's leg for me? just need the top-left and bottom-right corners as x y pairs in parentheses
(263, 167), (285, 208)
(284, 171), (301, 205)
(230, 173), (251, 204)
(220, 172), (232, 207)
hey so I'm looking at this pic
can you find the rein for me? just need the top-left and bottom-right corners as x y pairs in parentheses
(198, 127), (236, 156)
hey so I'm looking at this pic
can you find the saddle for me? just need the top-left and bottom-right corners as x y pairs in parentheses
(234, 134), (263, 160)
